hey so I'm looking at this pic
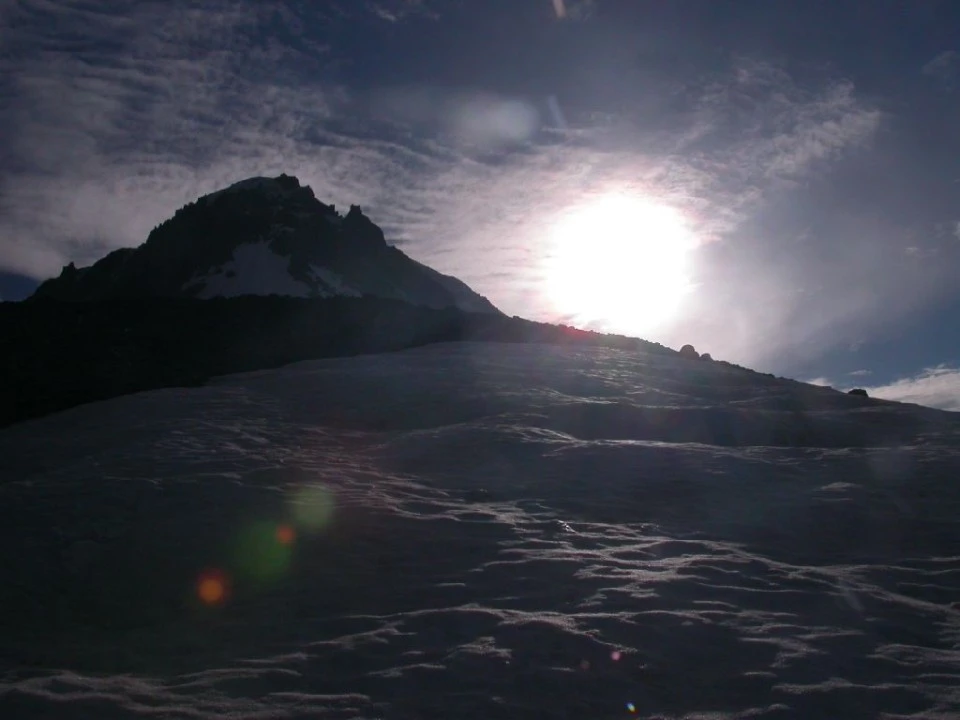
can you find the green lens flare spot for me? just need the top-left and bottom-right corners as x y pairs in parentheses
(233, 520), (294, 584)
(289, 484), (335, 532)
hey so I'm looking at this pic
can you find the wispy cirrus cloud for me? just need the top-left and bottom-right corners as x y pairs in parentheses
(0, 0), (342, 270)
(368, 0), (437, 23)
(766, 82), (880, 178)
(685, 61), (880, 193)
(551, 0), (597, 21)
(922, 50), (958, 88)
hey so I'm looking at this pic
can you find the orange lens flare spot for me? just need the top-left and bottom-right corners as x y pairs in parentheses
(276, 524), (296, 545)
(197, 569), (230, 606)
(199, 578), (224, 604)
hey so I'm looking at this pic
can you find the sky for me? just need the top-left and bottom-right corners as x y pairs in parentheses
(1, 0), (960, 408)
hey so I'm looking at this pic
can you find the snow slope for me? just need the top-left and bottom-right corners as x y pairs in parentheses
(411, 259), (501, 314)
(190, 242), (313, 299)
(184, 243), (365, 299)
(1, 342), (959, 718)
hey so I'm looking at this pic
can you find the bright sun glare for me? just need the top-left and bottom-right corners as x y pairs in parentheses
(544, 194), (697, 336)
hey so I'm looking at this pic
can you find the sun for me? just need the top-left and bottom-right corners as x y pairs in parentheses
(543, 194), (697, 336)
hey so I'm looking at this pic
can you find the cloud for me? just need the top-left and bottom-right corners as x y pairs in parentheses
(0, 1), (887, 368)
(766, 84), (880, 178)
(865, 366), (960, 412)
(552, 0), (597, 21)
(921, 50), (958, 85)
(690, 62), (880, 186)
(368, 87), (541, 148)
(849, 369), (872, 377)
(654, 61), (887, 366)
(805, 377), (833, 388)
(369, 0), (436, 23)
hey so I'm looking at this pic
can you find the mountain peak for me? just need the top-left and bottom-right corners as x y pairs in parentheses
(200, 173), (316, 206)
(32, 175), (501, 315)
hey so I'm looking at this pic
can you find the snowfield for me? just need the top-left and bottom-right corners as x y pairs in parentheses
(1, 342), (959, 718)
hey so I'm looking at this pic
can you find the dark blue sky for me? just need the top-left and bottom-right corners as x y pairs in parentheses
(1, 0), (959, 407)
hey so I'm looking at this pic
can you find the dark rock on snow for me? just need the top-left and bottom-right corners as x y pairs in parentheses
(679, 344), (700, 360)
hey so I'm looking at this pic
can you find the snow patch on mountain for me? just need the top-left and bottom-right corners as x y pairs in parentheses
(433, 275), (488, 313)
(187, 242), (312, 298)
(308, 265), (362, 297)
(413, 261), (495, 314)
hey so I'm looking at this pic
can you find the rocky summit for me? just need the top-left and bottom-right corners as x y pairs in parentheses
(31, 174), (500, 315)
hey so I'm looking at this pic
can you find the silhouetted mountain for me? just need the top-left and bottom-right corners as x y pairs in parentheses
(31, 174), (500, 314)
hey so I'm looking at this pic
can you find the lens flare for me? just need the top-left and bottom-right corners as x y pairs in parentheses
(196, 569), (230, 606)
(276, 524), (296, 545)
(234, 520), (294, 584)
(289, 484), (335, 532)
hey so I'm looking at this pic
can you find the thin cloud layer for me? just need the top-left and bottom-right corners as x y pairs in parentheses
(867, 366), (960, 412)
(1, 0), (945, 373)
(369, 0), (436, 23)
(922, 50), (958, 86)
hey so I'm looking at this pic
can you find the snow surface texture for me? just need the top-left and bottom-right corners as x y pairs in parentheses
(1, 342), (959, 718)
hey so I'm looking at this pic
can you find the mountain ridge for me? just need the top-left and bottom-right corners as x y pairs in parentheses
(31, 174), (500, 315)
